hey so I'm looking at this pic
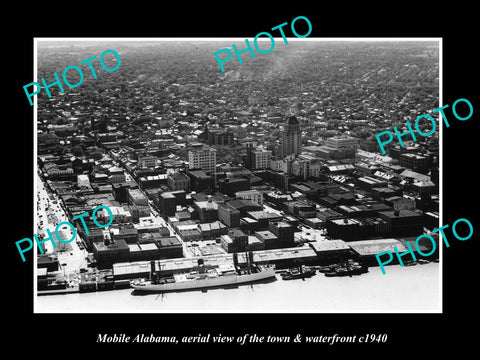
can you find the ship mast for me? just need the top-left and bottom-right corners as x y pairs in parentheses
(233, 252), (240, 274)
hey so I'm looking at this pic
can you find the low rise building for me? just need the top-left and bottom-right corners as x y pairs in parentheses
(357, 176), (388, 191)
(159, 192), (177, 217)
(198, 221), (228, 240)
(246, 211), (283, 230)
(246, 235), (265, 251)
(157, 237), (183, 259)
(399, 153), (430, 173)
(268, 221), (295, 248)
(309, 240), (351, 262)
(128, 188), (149, 206)
(217, 202), (241, 227)
(240, 217), (260, 234)
(254, 230), (279, 250)
(193, 196), (218, 223)
(92, 239), (130, 268)
(235, 190), (263, 206)
(167, 173), (190, 191)
(218, 177), (250, 196)
(378, 209), (424, 237)
(128, 243), (160, 262)
(110, 225), (138, 244)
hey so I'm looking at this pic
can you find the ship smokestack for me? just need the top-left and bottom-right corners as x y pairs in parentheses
(150, 260), (156, 283)
(198, 258), (205, 273)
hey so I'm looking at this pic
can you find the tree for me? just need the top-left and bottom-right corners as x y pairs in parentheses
(52, 144), (65, 156)
(214, 146), (237, 163)
(72, 145), (83, 157)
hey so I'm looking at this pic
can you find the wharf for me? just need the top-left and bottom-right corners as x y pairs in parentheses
(37, 238), (414, 295)
(38, 286), (79, 296)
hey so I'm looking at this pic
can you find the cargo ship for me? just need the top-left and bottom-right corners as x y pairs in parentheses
(131, 252), (276, 293)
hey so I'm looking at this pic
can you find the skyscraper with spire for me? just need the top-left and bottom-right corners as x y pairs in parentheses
(281, 115), (302, 157)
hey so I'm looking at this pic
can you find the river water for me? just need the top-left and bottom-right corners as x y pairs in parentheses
(35, 262), (440, 313)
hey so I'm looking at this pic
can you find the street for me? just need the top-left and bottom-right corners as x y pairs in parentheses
(36, 173), (89, 279)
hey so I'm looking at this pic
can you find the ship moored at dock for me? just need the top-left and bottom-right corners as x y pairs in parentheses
(131, 251), (276, 293)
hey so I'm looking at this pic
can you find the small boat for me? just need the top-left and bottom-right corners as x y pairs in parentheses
(318, 264), (338, 273)
(281, 265), (316, 280)
(403, 260), (418, 267)
(320, 259), (367, 275)
(417, 259), (430, 265)
(324, 266), (349, 277)
(324, 261), (369, 277)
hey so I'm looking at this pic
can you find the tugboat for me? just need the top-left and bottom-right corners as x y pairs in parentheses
(323, 259), (369, 277)
(281, 265), (316, 280)
(417, 259), (430, 265)
(318, 264), (338, 273)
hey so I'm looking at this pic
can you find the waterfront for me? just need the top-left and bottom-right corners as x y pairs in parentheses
(35, 262), (440, 313)
(33, 40), (441, 315)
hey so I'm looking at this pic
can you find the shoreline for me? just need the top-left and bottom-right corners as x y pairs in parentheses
(35, 262), (440, 313)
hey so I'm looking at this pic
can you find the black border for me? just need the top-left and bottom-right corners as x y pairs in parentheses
(6, 3), (479, 355)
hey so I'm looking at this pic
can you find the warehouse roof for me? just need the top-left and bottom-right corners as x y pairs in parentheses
(347, 239), (406, 256)
(310, 240), (350, 252)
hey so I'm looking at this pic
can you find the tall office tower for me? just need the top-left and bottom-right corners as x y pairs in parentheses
(188, 145), (217, 173)
(281, 115), (302, 157)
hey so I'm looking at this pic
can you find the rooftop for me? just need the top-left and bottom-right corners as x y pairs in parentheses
(287, 115), (299, 125)
(93, 239), (129, 251)
(310, 240), (350, 252)
(330, 218), (361, 226)
(195, 200), (218, 210)
(255, 231), (277, 240)
(270, 221), (292, 228)
(157, 237), (182, 247)
(347, 238), (407, 256)
(168, 172), (190, 180)
(247, 211), (282, 220)
(379, 209), (423, 218)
